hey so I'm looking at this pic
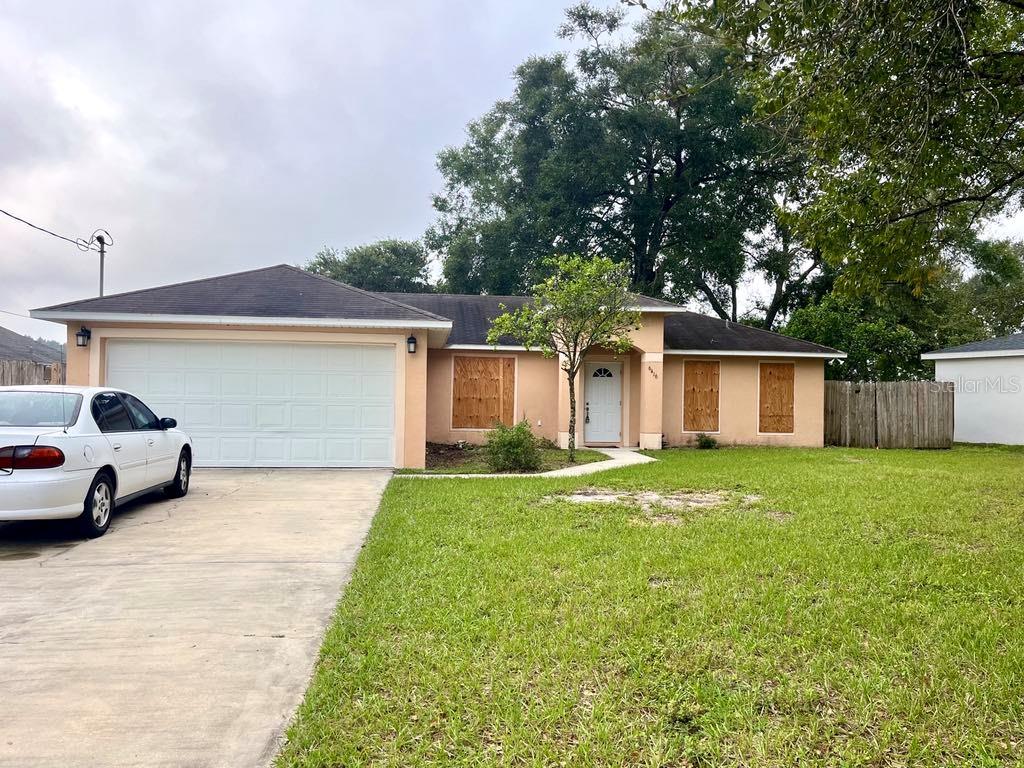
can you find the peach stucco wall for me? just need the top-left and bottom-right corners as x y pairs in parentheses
(662, 356), (825, 447)
(425, 348), (560, 444)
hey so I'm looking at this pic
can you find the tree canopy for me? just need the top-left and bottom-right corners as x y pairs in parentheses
(660, 0), (1024, 294)
(430, 4), (818, 322)
(304, 239), (432, 293)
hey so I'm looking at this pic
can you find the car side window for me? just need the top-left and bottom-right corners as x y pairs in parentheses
(91, 392), (134, 433)
(121, 394), (161, 431)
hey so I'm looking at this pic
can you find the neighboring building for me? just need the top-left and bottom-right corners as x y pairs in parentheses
(0, 325), (65, 385)
(31, 264), (844, 468)
(923, 333), (1024, 445)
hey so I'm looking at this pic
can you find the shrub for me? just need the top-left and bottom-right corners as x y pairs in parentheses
(695, 432), (719, 450)
(485, 420), (543, 472)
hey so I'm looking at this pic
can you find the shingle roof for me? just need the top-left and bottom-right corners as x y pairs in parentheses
(663, 312), (842, 355)
(387, 293), (841, 355)
(32, 264), (448, 324)
(376, 293), (531, 345)
(925, 332), (1024, 357)
(0, 326), (64, 365)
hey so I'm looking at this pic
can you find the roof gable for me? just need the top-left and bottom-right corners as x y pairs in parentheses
(32, 265), (448, 325)
(663, 312), (842, 356)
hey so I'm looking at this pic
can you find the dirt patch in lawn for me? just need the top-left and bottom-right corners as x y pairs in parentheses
(545, 488), (784, 525)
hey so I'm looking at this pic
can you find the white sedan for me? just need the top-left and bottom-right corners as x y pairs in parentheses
(0, 386), (192, 537)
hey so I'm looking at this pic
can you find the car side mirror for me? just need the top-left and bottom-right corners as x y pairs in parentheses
(160, 417), (177, 430)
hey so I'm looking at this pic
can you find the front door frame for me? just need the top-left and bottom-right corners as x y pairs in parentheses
(583, 361), (623, 446)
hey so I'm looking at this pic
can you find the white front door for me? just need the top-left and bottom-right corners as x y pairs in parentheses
(584, 362), (621, 444)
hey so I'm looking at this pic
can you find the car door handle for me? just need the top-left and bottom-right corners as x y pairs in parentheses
(112, 444), (122, 451)
(147, 439), (155, 447)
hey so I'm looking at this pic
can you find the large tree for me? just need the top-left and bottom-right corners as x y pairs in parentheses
(430, 4), (816, 320)
(658, 0), (1024, 294)
(785, 240), (1024, 379)
(305, 239), (432, 293)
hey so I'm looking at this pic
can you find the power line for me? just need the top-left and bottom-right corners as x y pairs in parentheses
(0, 207), (112, 252)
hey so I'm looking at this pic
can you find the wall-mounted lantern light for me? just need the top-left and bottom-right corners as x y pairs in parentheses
(75, 327), (92, 348)
(406, 335), (417, 354)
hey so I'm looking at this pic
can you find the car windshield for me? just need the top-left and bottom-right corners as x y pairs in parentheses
(0, 391), (83, 427)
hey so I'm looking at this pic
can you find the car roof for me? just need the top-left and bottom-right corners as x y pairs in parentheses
(0, 385), (124, 395)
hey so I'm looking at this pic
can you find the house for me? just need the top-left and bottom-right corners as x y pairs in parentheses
(30, 264), (844, 468)
(923, 333), (1024, 445)
(0, 325), (65, 385)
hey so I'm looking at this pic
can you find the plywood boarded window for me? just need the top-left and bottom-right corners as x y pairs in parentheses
(452, 356), (516, 429)
(759, 362), (795, 433)
(683, 360), (720, 432)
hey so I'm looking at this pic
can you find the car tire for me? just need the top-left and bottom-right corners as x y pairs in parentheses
(79, 472), (115, 538)
(164, 450), (191, 499)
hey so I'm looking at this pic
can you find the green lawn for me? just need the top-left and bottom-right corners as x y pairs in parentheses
(278, 446), (1024, 766)
(395, 442), (607, 474)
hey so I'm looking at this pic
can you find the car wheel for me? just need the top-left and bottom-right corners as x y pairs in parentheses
(79, 472), (115, 538)
(165, 450), (191, 498)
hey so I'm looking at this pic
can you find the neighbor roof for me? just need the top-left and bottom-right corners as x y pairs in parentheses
(922, 332), (1024, 360)
(0, 326), (64, 365)
(663, 313), (843, 357)
(32, 265), (450, 327)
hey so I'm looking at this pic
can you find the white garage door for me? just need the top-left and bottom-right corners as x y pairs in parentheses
(106, 340), (396, 467)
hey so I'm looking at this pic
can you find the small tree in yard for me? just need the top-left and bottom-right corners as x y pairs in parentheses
(487, 255), (640, 461)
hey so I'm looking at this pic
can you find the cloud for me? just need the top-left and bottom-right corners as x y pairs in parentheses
(0, 0), (594, 340)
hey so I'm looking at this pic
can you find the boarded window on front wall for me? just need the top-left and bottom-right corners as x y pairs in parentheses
(759, 362), (795, 433)
(452, 356), (515, 429)
(683, 360), (720, 432)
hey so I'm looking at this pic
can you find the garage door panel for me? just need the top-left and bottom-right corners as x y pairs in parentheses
(257, 373), (288, 397)
(222, 372), (255, 397)
(185, 371), (219, 397)
(292, 373), (324, 397)
(106, 340), (396, 467)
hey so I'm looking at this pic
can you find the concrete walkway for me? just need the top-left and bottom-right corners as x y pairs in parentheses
(395, 447), (657, 479)
(0, 468), (389, 768)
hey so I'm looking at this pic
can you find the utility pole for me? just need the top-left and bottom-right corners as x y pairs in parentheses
(97, 234), (106, 296)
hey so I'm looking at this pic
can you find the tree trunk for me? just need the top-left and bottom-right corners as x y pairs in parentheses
(567, 372), (577, 462)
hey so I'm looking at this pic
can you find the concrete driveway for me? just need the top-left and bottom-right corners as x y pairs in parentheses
(0, 468), (389, 768)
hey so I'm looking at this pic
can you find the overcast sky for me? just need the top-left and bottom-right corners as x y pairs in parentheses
(0, 1), (626, 341)
(2, 2), (1020, 343)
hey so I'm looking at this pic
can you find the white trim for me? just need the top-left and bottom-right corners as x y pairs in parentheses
(448, 352), (519, 432)
(922, 349), (1024, 361)
(445, 343), (529, 351)
(756, 360), (796, 436)
(30, 310), (452, 330)
(665, 349), (845, 359)
(634, 305), (691, 314)
(681, 358), (721, 435)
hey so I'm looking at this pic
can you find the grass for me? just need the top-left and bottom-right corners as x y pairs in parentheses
(395, 442), (607, 474)
(278, 446), (1024, 766)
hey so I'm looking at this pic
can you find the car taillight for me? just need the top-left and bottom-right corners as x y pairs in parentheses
(0, 445), (66, 470)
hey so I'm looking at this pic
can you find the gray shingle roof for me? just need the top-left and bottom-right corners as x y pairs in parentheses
(30, 264), (841, 355)
(33, 264), (448, 324)
(376, 293), (531, 345)
(663, 312), (842, 355)
(388, 293), (840, 354)
(0, 326), (64, 365)
(926, 332), (1024, 356)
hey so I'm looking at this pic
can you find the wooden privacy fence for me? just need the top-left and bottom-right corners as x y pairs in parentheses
(0, 360), (65, 386)
(825, 380), (954, 449)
